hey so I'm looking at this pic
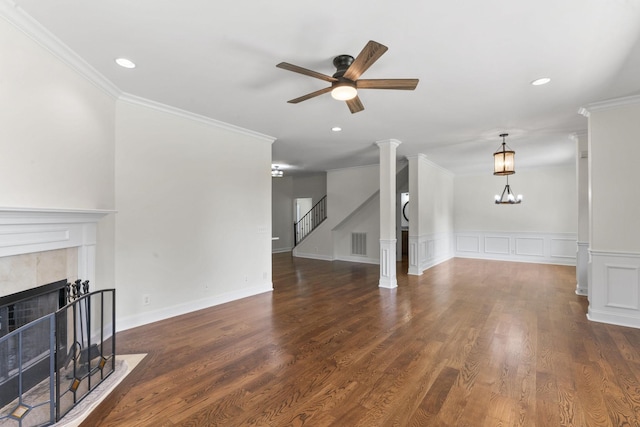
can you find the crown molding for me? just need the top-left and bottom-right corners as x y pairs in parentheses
(406, 153), (455, 177)
(0, 0), (121, 99)
(1, 0), (276, 144)
(579, 93), (640, 117)
(375, 139), (402, 149)
(119, 93), (276, 143)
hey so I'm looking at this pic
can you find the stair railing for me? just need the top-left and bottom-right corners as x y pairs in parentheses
(294, 195), (327, 246)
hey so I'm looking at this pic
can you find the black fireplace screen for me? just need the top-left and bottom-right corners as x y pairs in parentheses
(0, 280), (116, 425)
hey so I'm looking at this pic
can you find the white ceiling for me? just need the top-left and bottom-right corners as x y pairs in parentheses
(11, 0), (640, 175)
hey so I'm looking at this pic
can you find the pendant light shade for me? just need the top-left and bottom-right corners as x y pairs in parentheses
(493, 133), (515, 176)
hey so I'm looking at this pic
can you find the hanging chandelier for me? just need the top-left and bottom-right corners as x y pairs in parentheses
(493, 133), (522, 204)
(494, 175), (523, 204)
(271, 165), (283, 178)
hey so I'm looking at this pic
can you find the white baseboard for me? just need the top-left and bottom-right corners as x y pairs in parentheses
(291, 250), (334, 261)
(116, 283), (273, 332)
(408, 232), (454, 275)
(272, 247), (292, 254)
(334, 254), (379, 265)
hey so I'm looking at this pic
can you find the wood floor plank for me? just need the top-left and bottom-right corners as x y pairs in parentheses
(79, 255), (640, 426)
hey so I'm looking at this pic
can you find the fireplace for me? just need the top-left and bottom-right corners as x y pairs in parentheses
(0, 279), (68, 407)
(0, 207), (114, 424)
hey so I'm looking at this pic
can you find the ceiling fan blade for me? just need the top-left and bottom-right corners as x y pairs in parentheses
(346, 96), (364, 114)
(287, 87), (332, 104)
(343, 40), (388, 81)
(277, 62), (337, 83)
(357, 79), (419, 90)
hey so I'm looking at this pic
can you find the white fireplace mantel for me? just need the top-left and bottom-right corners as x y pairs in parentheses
(0, 207), (114, 285)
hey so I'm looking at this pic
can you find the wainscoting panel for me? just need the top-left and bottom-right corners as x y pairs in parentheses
(454, 231), (576, 266)
(589, 250), (640, 328)
(455, 235), (480, 254)
(484, 236), (510, 255)
(515, 237), (545, 257)
(605, 265), (639, 309)
(551, 238), (577, 259)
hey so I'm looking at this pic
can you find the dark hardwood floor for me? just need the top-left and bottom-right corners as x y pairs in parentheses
(81, 254), (640, 426)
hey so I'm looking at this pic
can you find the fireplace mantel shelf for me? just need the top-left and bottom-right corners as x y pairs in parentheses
(0, 207), (115, 266)
(0, 207), (116, 225)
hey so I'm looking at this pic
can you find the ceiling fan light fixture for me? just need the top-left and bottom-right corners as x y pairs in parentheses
(331, 82), (357, 101)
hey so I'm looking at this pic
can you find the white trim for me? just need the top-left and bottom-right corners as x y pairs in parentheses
(379, 239), (397, 288)
(588, 250), (640, 329)
(576, 242), (589, 296)
(291, 250), (334, 262)
(0, 0), (121, 98)
(579, 94), (640, 117)
(119, 93), (276, 143)
(0, 207), (114, 291)
(272, 247), (293, 254)
(454, 231), (576, 265)
(590, 249), (640, 258)
(0, 0), (277, 145)
(116, 283), (273, 332)
(335, 254), (379, 265)
(375, 139), (402, 149)
(405, 153), (455, 177)
(408, 232), (454, 275)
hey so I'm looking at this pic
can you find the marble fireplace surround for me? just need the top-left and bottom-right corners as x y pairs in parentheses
(0, 208), (112, 296)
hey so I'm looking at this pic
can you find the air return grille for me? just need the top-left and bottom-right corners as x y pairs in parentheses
(351, 232), (367, 256)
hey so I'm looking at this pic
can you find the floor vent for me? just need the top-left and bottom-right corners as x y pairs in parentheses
(351, 232), (367, 256)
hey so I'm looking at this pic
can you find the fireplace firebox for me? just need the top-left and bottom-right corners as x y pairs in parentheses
(0, 279), (68, 408)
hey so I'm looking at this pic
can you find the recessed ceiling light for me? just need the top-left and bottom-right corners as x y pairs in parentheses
(115, 58), (136, 69)
(531, 77), (551, 86)
(331, 127), (342, 132)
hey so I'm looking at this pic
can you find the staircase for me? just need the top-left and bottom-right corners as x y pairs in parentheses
(294, 195), (327, 246)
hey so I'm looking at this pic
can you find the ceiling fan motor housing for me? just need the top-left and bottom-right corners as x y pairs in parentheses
(332, 55), (355, 78)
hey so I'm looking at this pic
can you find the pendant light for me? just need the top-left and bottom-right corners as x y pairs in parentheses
(494, 175), (523, 204)
(493, 133), (522, 204)
(493, 133), (515, 175)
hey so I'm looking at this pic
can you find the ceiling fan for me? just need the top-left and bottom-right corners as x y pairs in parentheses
(276, 40), (419, 114)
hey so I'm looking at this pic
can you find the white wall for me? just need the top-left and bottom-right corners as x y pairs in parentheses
(114, 100), (273, 330)
(0, 16), (116, 289)
(455, 166), (576, 232)
(272, 176), (294, 252)
(333, 191), (380, 264)
(454, 165), (577, 265)
(294, 165), (379, 260)
(407, 155), (455, 274)
(292, 173), (327, 205)
(585, 97), (640, 328)
(589, 103), (640, 252)
(271, 173), (326, 252)
(575, 133), (589, 295)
